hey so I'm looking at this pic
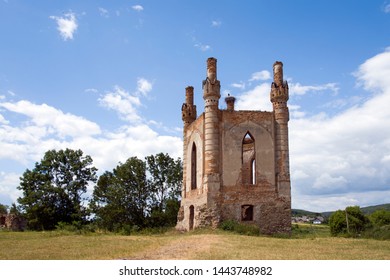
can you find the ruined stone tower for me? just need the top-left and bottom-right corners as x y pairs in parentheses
(176, 58), (291, 234)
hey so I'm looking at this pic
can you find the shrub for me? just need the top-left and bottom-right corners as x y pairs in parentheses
(362, 225), (390, 240)
(369, 210), (390, 227)
(219, 220), (260, 236)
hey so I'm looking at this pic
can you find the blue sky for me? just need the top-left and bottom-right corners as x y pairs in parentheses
(1, 0), (390, 212)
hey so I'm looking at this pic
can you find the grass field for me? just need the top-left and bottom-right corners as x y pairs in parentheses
(0, 225), (389, 260)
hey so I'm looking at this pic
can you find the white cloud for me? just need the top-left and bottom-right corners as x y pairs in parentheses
(99, 86), (142, 123)
(211, 20), (222, 27)
(98, 79), (152, 122)
(85, 88), (98, 94)
(235, 83), (273, 111)
(0, 100), (101, 138)
(0, 113), (8, 124)
(354, 48), (390, 92)
(289, 82), (339, 96)
(289, 48), (390, 211)
(137, 78), (153, 96)
(49, 12), (78, 41)
(132, 5), (144, 12)
(249, 70), (271, 81)
(0, 172), (21, 205)
(98, 7), (109, 18)
(230, 82), (245, 90)
(194, 43), (211, 52)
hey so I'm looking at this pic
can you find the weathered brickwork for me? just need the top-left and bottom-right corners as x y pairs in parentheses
(0, 214), (27, 231)
(176, 58), (291, 234)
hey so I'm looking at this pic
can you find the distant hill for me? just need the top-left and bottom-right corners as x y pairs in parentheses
(360, 203), (390, 214)
(291, 209), (321, 217)
(293, 203), (390, 218)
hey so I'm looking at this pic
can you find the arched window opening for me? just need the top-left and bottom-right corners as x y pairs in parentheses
(242, 132), (256, 185)
(191, 143), (197, 190)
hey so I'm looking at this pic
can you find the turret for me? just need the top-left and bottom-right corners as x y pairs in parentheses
(203, 57), (221, 177)
(270, 61), (290, 197)
(181, 86), (197, 127)
(270, 61), (289, 111)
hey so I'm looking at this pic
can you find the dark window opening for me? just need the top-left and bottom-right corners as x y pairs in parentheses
(189, 205), (195, 230)
(191, 143), (197, 190)
(241, 205), (254, 221)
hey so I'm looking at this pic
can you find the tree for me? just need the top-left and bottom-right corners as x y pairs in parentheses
(146, 153), (182, 212)
(0, 203), (8, 215)
(370, 209), (390, 227)
(91, 153), (183, 230)
(17, 149), (97, 230)
(329, 206), (370, 236)
(90, 157), (151, 231)
(146, 153), (182, 227)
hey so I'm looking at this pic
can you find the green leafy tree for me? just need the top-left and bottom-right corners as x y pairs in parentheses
(370, 209), (390, 227)
(17, 149), (97, 230)
(0, 203), (8, 215)
(146, 153), (182, 227)
(91, 154), (183, 230)
(329, 206), (370, 236)
(146, 153), (182, 211)
(9, 203), (21, 215)
(90, 157), (151, 231)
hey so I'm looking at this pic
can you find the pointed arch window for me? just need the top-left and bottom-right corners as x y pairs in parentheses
(191, 142), (197, 190)
(242, 132), (256, 185)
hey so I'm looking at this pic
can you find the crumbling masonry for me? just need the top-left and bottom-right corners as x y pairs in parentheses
(176, 58), (291, 234)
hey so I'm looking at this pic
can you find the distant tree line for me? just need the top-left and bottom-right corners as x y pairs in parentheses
(7, 148), (182, 232)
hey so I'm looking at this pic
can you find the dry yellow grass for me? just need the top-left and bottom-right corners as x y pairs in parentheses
(0, 227), (389, 260)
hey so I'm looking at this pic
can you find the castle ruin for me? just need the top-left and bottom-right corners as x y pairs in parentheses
(176, 58), (291, 234)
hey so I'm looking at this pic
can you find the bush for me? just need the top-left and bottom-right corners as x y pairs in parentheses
(219, 220), (260, 236)
(369, 210), (390, 227)
(55, 221), (96, 234)
(362, 225), (390, 240)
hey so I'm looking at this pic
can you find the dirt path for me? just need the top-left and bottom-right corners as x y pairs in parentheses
(126, 234), (223, 260)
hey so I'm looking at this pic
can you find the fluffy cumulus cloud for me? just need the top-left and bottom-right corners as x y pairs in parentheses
(49, 12), (78, 41)
(289, 82), (339, 96)
(99, 86), (142, 123)
(249, 70), (271, 81)
(0, 172), (21, 205)
(235, 83), (273, 111)
(132, 5), (144, 12)
(98, 78), (153, 122)
(290, 48), (390, 211)
(136, 78), (153, 96)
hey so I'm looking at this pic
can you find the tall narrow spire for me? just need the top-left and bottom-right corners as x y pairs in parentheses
(203, 57), (221, 176)
(270, 61), (290, 197)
